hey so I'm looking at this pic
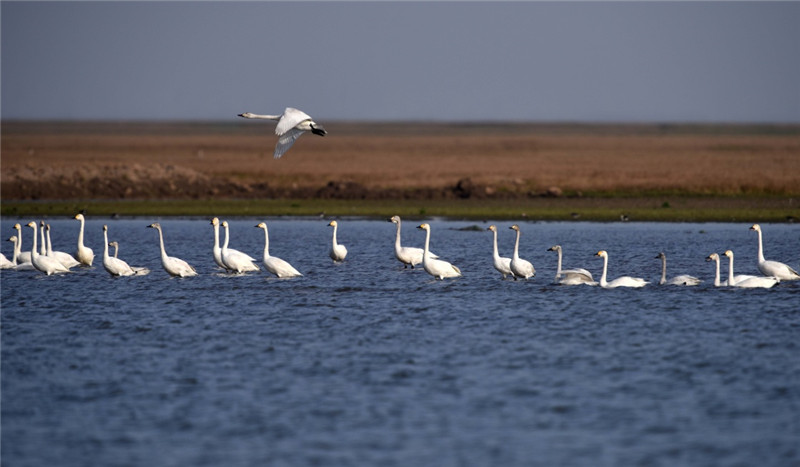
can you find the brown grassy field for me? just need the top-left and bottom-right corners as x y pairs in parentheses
(2, 121), (799, 219)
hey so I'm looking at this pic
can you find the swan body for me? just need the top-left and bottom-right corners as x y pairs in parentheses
(12, 223), (32, 264)
(220, 221), (259, 273)
(389, 215), (435, 268)
(0, 252), (13, 269)
(147, 223), (197, 277)
(548, 245), (595, 285)
(723, 249), (779, 288)
(595, 250), (648, 288)
(238, 107), (327, 159)
(417, 223), (461, 279)
(255, 222), (302, 278)
(6, 236), (35, 270)
(750, 224), (800, 280)
(656, 252), (701, 286)
(508, 225), (535, 280)
(722, 250), (758, 286)
(45, 224), (80, 269)
(26, 222), (70, 275)
(328, 220), (348, 262)
(487, 225), (514, 279)
(73, 213), (94, 266)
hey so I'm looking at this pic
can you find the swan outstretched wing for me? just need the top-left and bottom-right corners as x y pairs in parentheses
(275, 128), (304, 159)
(275, 108), (312, 136)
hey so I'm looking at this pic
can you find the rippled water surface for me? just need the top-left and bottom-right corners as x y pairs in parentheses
(2, 218), (799, 466)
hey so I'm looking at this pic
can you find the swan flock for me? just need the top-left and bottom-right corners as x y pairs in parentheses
(3, 215), (796, 289)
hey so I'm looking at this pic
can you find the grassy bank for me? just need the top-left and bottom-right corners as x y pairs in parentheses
(2, 196), (798, 223)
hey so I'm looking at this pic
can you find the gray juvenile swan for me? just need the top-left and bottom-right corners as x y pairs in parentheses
(238, 107), (327, 159)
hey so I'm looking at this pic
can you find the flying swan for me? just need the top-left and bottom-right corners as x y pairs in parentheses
(328, 220), (348, 262)
(750, 224), (800, 280)
(389, 215), (435, 268)
(255, 221), (302, 278)
(548, 245), (596, 285)
(238, 107), (327, 159)
(655, 252), (701, 286)
(487, 225), (514, 279)
(508, 224), (535, 280)
(594, 250), (648, 288)
(417, 223), (461, 280)
(147, 223), (197, 277)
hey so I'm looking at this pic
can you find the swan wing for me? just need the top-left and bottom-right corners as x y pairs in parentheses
(274, 128), (304, 159)
(759, 260), (800, 280)
(104, 257), (134, 276)
(606, 276), (648, 288)
(265, 256), (302, 278)
(52, 251), (80, 268)
(561, 268), (594, 281)
(166, 256), (196, 277)
(735, 276), (779, 288)
(275, 108), (312, 136)
(666, 275), (702, 286)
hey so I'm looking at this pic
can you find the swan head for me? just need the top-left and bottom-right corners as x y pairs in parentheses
(487, 225), (497, 232)
(509, 224), (520, 232)
(147, 223), (161, 230)
(595, 250), (608, 258)
(547, 245), (561, 252)
(221, 221), (229, 229)
(238, 112), (255, 118)
(74, 213), (85, 221)
(723, 250), (734, 258)
(417, 223), (430, 231)
(310, 123), (327, 136)
(14, 223), (21, 230)
(109, 241), (118, 248)
(389, 215), (401, 224)
(255, 222), (267, 229)
(210, 217), (220, 226)
(45, 224), (51, 231)
(706, 253), (719, 262)
(656, 252), (666, 260)
(8, 236), (18, 243)
(103, 224), (108, 232)
(328, 220), (338, 227)
(749, 224), (761, 232)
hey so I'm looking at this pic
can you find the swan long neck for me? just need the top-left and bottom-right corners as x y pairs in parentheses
(156, 227), (168, 260)
(222, 225), (230, 250)
(40, 225), (46, 256)
(213, 223), (220, 250)
(243, 113), (281, 120)
(30, 224), (38, 258)
(555, 248), (563, 277)
(103, 229), (110, 260)
(513, 229), (521, 259)
(331, 224), (339, 246)
(14, 227), (22, 258)
(46, 228), (53, 256)
(727, 254), (735, 284)
(756, 229), (765, 263)
(713, 257), (721, 287)
(261, 226), (270, 259)
(600, 254), (608, 286)
(423, 228), (431, 260)
(491, 230), (500, 260)
(394, 222), (402, 251)
(77, 217), (85, 248)
(659, 256), (667, 285)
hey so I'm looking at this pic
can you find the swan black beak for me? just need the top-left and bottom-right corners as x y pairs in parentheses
(311, 125), (327, 137)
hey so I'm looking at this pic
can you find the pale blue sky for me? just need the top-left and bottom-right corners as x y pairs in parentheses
(2, 1), (799, 122)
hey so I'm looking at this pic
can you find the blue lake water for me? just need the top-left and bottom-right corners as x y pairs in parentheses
(2, 218), (799, 466)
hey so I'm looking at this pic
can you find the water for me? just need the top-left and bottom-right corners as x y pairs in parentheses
(2, 218), (799, 466)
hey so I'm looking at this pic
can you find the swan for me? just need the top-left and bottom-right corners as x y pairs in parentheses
(389, 215), (435, 268)
(26, 222), (70, 275)
(238, 107), (327, 159)
(255, 222), (302, 278)
(655, 252), (701, 286)
(722, 250), (758, 286)
(45, 224), (81, 269)
(723, 249), (779, 288)
(6, 236), (35, 270)
(594, 250), (648, 288)
(328, 220), (348, 262)
(101, 225), (149, 276)
(147, 223), (197, 277)
(73, 213), (94, 266)
(210, 217), (254, 271)
(508, 225), (535, 280)
(0, 252), (13, 269)
(750, 224), (800, 280)
(12, 223), (32, 264)
(706, 253), (724, 287)
(548, 245), (596, 285)
(487, 225), (513, 279)
(109, 240), (149, 275)
(109, 241), (119, 258)
(219, 221), (259, 273)
(416, 223), (461, 279)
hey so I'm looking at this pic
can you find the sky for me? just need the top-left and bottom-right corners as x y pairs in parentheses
(2, 1), (799, 123)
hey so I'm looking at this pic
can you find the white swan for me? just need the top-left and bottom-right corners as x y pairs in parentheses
(508, 224), (535, 280)
(706, 253), (723, 287)
(101, 225), (149, 276)
(147, 223), (197, 277)
(0, 251), (13, 269)
(487, 225), (513, 279)
(109, 241), (119, 258)
(722, 250), (758, 286)
(750, 224), (800, 280)
(255, 222), (302, 278)
(220, 221), (259, 273)
(26, 222), (70, 275)
(328, 220), (348, 262)
(417, 223), (461, 279)
(12, 223), (32, 264)
(6, 236), (35, 271)
(656, 252), (701, 286)
(238, 107), (327, 159)
(73, 213), (94, 266)
(109, 240), (149, 275)
(548, 245), (596, 285)
(45, 224), (81, 269)
(594, 250), (648, 288)
(211, 217), (255, 272)
(723, 249), (779, 288)
(389, 215), (435, 268)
